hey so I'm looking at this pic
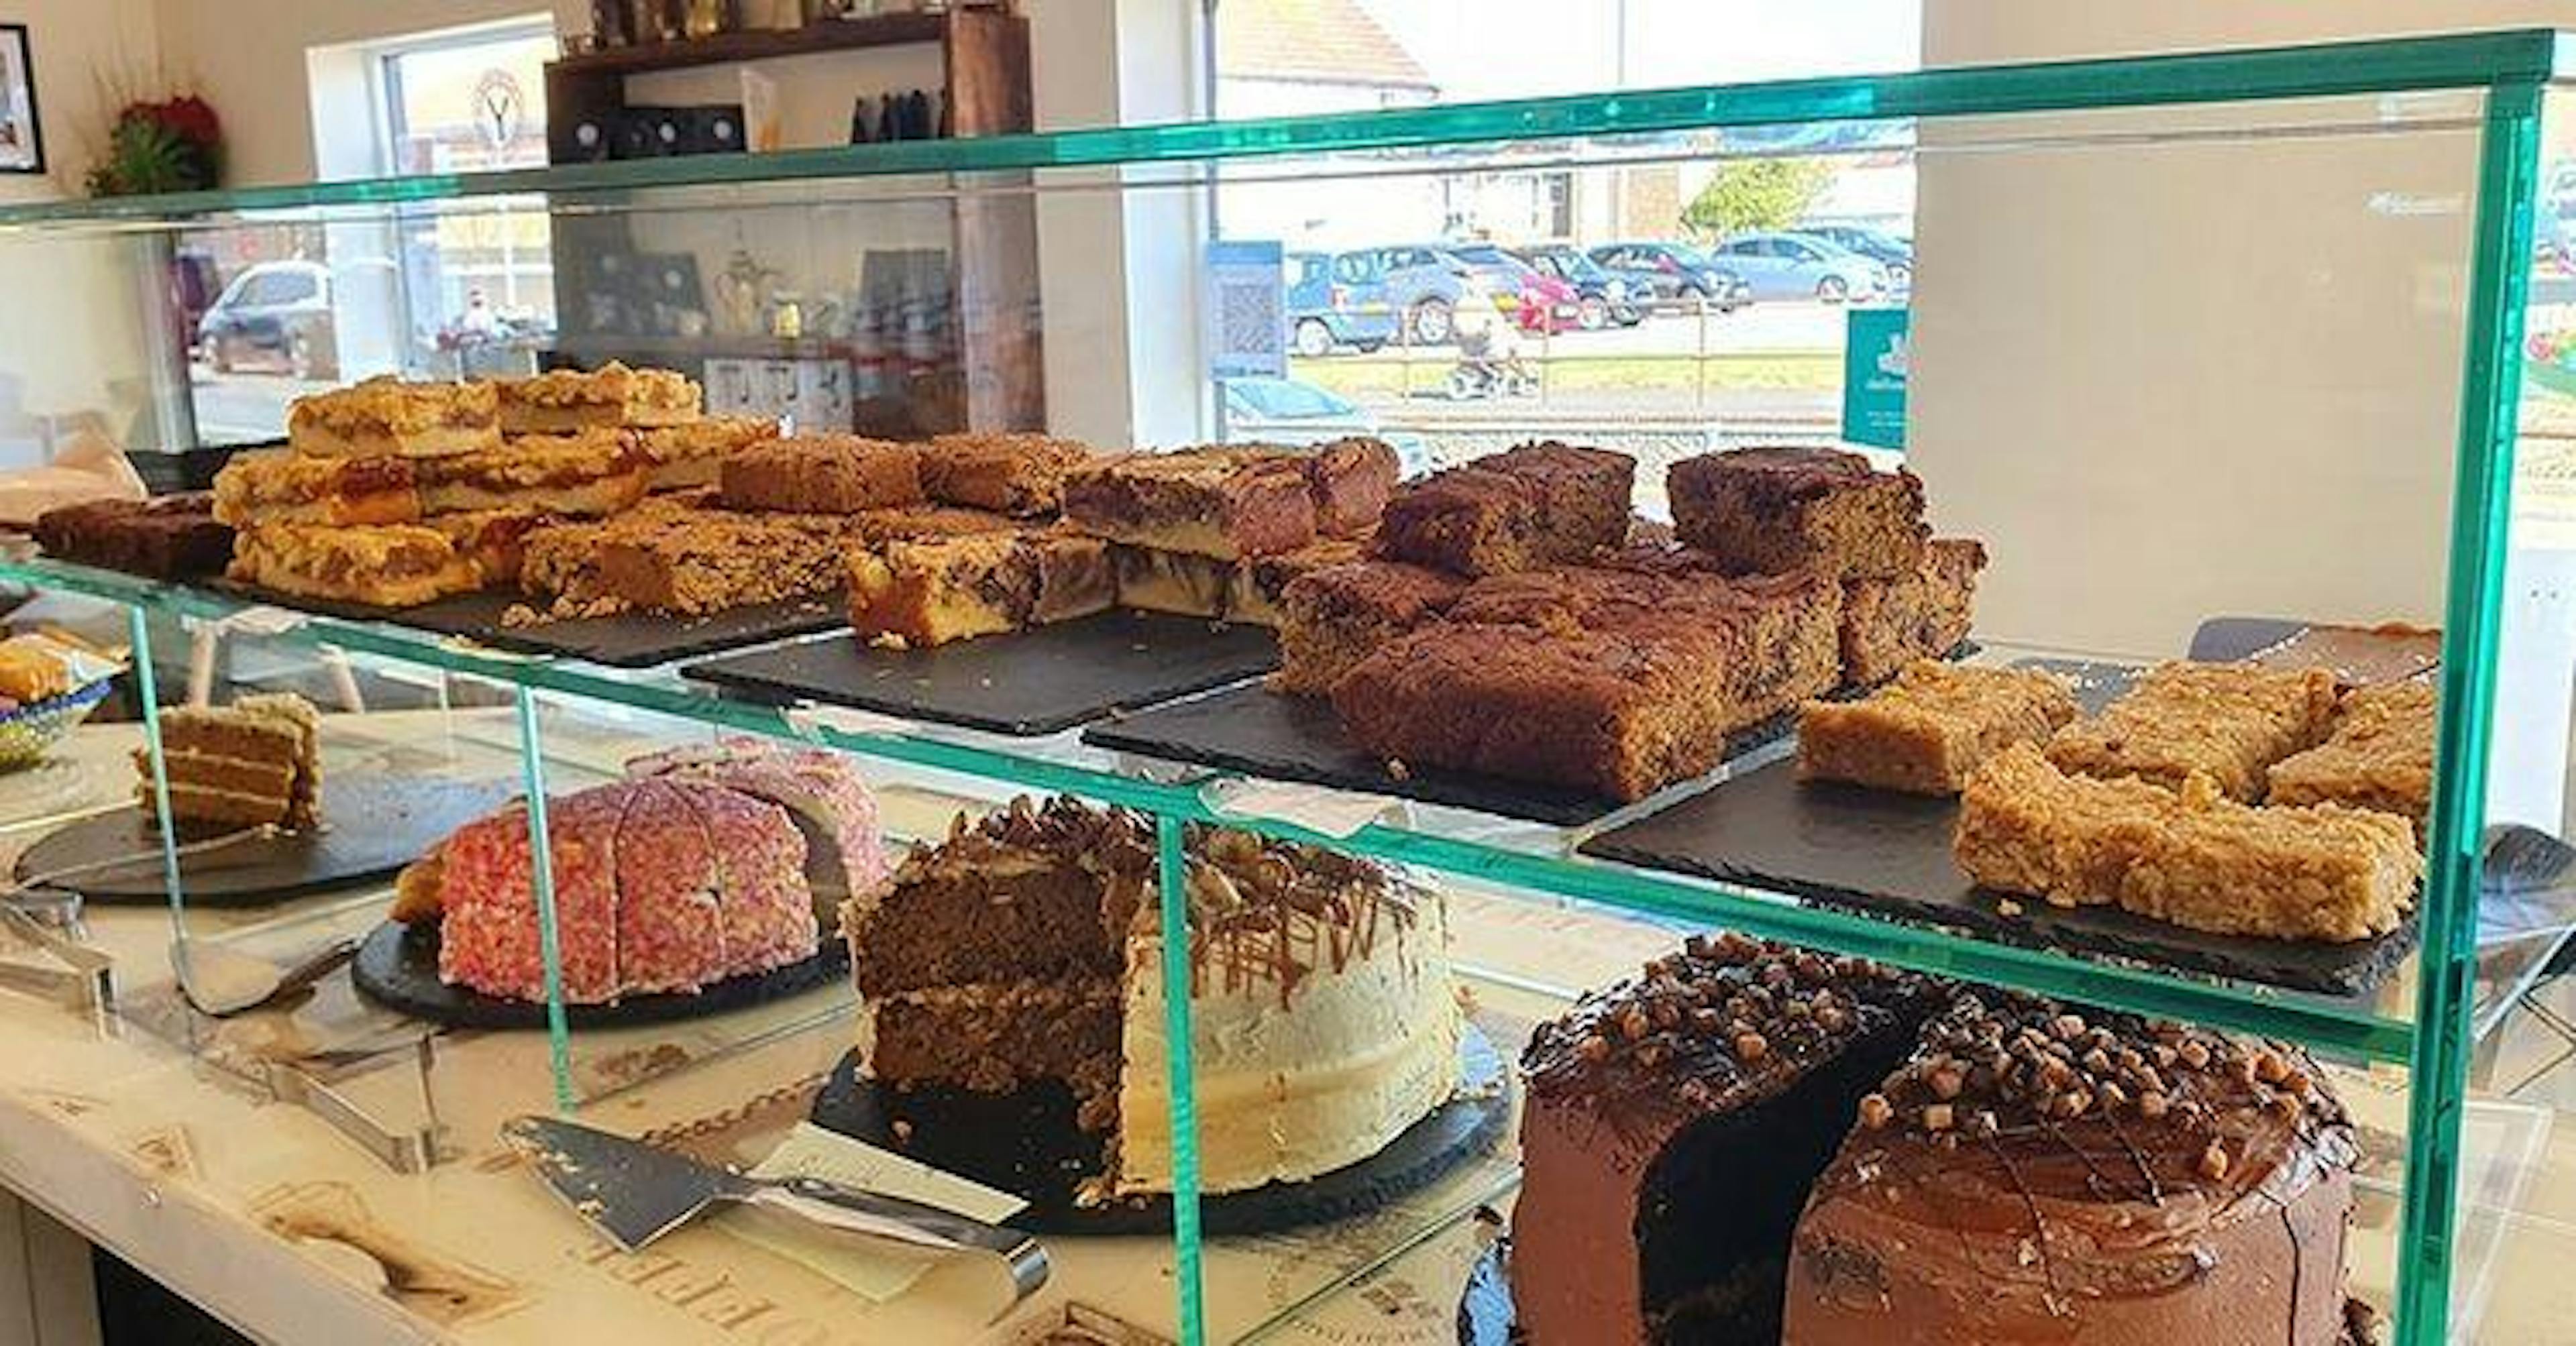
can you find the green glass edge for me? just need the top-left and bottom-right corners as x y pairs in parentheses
(513, 686), (580, 1114)
(18, 555), (2410, 1061)
(2393, 79), (2543, 1346)
(1153, 815), (1205, 1346)
(0, 27), (2563, 231)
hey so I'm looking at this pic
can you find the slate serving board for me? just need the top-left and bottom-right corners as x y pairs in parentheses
(350, 920), (851, 1030)
(683, 610), (1281, 736)
(14, 775), (509, 906)
(1080, 645), (1979, 830)
(1579, 659), (2422, 997)
(809, 1024), (1509, 1236)
(1083, 681), (1793, 828)
(212, 579), (848, 669)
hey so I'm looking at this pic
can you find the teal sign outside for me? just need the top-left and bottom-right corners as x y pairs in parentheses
(1841, 308), (1909, 451)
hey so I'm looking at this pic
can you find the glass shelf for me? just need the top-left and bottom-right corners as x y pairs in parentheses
(5, 26), (2569, 1345)
(0, 553), (2418, 1062)
(0, 29), (2561, 235)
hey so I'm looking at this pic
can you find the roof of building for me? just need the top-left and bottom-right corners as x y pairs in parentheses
(1217, 0), (1438, 92)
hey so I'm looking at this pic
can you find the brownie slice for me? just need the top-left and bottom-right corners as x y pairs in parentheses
(1063, 447), (1318, 559)
(34, 494), (234, 579)
(1273, 560), (1468, 696)
(1838, 537), (1986, 686)
(719, 435), (926, 514)
(1668, 445), (1926, 579)
(1375, 441), (1633, 577)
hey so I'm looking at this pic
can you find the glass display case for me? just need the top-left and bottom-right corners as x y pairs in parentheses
(0, 28), (2569, 1346)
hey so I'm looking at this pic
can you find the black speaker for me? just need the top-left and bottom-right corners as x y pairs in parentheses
(682, 104), (746, 155)
(616, 107), (686, 159)
(565, 115), (614, 163)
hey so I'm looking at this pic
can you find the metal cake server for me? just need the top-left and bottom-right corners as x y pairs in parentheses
(503, 1115), (1049, 1310)
(172, 934), (359, 1017)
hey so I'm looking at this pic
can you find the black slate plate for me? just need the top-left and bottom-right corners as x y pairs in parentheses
(684, 610), (1281, 736)
(15, 775), (510, 906)
(1079, 646), (1980, 829)
(810, 1024), (1509, 1236)
(212, 579), (848, 669)
(351, 921), (851, 1030)
(1580, 659), (2422, 997)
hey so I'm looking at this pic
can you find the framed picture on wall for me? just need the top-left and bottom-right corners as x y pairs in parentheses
(0, 25), (40, 174)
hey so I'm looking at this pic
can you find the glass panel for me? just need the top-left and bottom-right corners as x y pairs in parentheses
(0, 37), (2565, 1344)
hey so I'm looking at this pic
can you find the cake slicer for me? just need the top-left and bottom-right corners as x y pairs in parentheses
(503, 1115), (1049, 1310)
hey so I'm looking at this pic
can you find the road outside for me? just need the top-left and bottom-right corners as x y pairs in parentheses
(1290, 298), (1863, 502)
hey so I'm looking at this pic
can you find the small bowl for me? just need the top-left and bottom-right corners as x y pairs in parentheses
(0, 680), (114, 772)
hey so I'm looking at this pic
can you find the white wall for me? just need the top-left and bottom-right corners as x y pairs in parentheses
(1916, 0), (2576, 826)
(0, 0), (166, 450)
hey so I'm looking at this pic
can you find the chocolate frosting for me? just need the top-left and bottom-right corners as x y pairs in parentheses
(1784, 993), (2361, 1345)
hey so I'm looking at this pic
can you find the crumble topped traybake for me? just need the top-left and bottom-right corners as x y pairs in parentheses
(720, 435), (926, 514)
(229, 522), (486, 608)
(634, 416), (782, 492)
(288, 378), (501, 459)
(416, 428), (649, 517)
(213, 451), (423, 527)
(496, 361), (701, 433)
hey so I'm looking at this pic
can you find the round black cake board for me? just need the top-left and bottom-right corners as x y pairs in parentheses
(350, 920), (851, 1031)
(15, 775), (511, 906)
(810, 1023), (1510, 1237)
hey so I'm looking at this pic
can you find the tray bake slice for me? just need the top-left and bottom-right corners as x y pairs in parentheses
(496, 361), (701, 433)
(229, 522), (485, 608)
(288, 378), (501, 460)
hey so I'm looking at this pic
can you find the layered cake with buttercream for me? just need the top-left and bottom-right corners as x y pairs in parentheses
(137, 692), (323, 832)
(844, 795), (1460, 1200)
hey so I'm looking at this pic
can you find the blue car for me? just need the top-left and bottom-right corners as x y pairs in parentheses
(1792, 225), (1914, 289)
(1222, 376), (1431, 478)
(1705, 232), (1892, 303)
(1285, 250), (1397, 357)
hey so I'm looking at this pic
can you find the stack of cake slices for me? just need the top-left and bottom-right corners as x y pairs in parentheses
(136, 692), (323, 832)
(1266, 441), (1986, 802)
(212, 363), (784, 611)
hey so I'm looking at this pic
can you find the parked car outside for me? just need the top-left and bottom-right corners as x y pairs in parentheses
(199, 260), (341, 378)
(1794, 224), (1914, 288)
(1221, 376), (1432, 478)
(1442, 244), (1582, 335)
(1336, 244), (1473, 345)
(1585, 241), (1752, 312)
(1285, 250), (1398, 357)
(1705, 231), (1891, 303)
(1515, 243), (1645, 329)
